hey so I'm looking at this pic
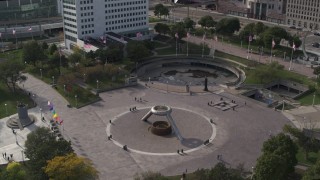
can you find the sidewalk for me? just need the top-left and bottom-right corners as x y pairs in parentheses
(184, 35), (315, 78)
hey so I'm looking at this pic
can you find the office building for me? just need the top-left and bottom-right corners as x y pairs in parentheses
(286, 0), (320, 30)
(62, 0), (149, 50)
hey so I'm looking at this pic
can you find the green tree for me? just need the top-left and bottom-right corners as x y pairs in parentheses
(153, 4), (169, 19)
(127, 41), (151, 62)
(254, 153), (287, 180)
(154, 23), (170, 35)
(283, 124), (320, 160)
(134, 171), (168, 180)
(183, 17), (195, 29)
(289, 35), (302, 48)
(314, 66), (320, 77)
(0, 162), (27, 180)
(239, 23), (255, 40)
(0, 60), (26, 92)
(303, 159), (320, 180)
(198, 15), (216, 29)
(22, 40), (46, 66)
(251, 62), (284, 84)
(45, 153), (98, 180)
(262, 26), (289, 48)
(24, 127), (73, 179)
(216, 18), (240, 35)
(170, 22), (187, 40)
(42, 41), (49, 50)
(49, 44), (58, 55)
(254, 133), (298, 179)
(254, 22), (268, 35)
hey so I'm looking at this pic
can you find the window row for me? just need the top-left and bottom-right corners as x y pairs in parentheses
(81, 18), (94, 23)
(105, 6), (146, 13)
(106, 17), (146, 24)
(80, 6), (93, 11)
(65, 28), (77, 35)
(65, 22), (77, 29)
(106, 22), (147, 31)
(81, 12), (94, 17)
(66, 34), (77, 42)
(64, 16), (77, 23)
(80, 0), (93, 4)
(81, 24), (94, 29)
(106, 12), (146, 19)
(63, 5), (76, 10)
(105, 0), (146, 4)
(82, 30), (95, 35)
(63, 11), (76, 16)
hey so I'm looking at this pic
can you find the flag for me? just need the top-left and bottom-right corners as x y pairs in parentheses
(187, 32), (190, 38)
(28, 27), (32, 31)
(292, 43), (296, 51)
(175, 33), (179, 39)
(249, 35), (252, 42)
(59, 120), (64, 125)
(12, 29), (16, 35)
(272, 39), (276, 48)
(202, 33), (206, 41)
(136, 32), (142, 38)
(103, 39), (106, 44)
(215, 36), (218, 41)
(48, 101), (51, 106)
(84, 43), (91, 49)
(53, 113), (58, 119)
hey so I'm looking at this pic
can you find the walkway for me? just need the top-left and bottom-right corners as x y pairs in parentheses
(185, 35), (315, 77)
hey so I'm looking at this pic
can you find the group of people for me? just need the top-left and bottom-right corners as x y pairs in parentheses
(177, 149), (185, 154)
(2, 152), (13, 162)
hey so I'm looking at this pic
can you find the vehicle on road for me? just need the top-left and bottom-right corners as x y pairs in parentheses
(315, 32), (320, 36)
(289, 26), (296, 29)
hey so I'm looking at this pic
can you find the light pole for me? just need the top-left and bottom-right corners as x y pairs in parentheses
(21, 150), (24, 164)
(283, 52), (286, 61)
(52, 76), (55, 85)
(40, 68), (42, 79)
(63, 84), (66, 92)
(4, 103), (7, 115)
(312, 92), (316, 106)
(83, 73), (86, 82)
(167, 81), (169, 93)
(75, 95), (78, 107)
(40, 108), (42, 120)
(96, 80), (99, 89)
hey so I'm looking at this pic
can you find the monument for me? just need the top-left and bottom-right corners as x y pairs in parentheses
(141, 105), (183, 141)
(6, 103), (35, 130)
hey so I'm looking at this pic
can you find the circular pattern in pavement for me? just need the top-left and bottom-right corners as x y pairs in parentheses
(107, 107), (216, 155)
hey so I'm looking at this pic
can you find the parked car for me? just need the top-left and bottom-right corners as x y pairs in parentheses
(289, 26), (296, 29)
(312, 42), (320, 48)
(315, 32), (320, 36)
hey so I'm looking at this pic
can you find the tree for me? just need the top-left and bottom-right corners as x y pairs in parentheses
(303, 159), (320, 180)
(314, 66), (320, 77)
(134, 171), (168, 180)
(170, 22), (187, 40)
(183, 17), (195, 29)
(154, 23), (170, 35)
(42, 41), (49, 50)
(194, 163), (244, 180)
(127, 41), (151, 62)
(45, 153), (98, 180)
(254, 133), (297, 179)
(198, 15), (216, 29)
(262, 26), (289, 48)
(22, 40), (46, 66)
(0, 162), (27, 180)
(251, 62), (284, 84)
(283, 124), (320, 160)
(153, 4), (169, 19)
(289, 35), (302, 48)
(49, 43), (58, 55)
(24, 127), (73, 179)
(239, 23), (255, 40)
(254, 22), (268, 35)
(254, 153), (287, 180)
(0, 60), (26, 93)
(216, 18), (240, 35)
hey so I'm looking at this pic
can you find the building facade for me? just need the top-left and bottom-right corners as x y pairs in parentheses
(245, 0), (286, 23)
(62, 0), (149, 49)
(286, 0), (320, 30)
(0, 0), (62, 39)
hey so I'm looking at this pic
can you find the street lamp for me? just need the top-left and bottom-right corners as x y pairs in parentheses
(40, 68), (42, 79)
(40, 108), (42, 120)
(283, 52), (286, 61)
(52, 76), (55, 85)
(75, 95), (78, 107)
(96, 80), (99, 89)
(63, 84), (66, 92)
(83, 73), (86, 82)
(4, 103), (7, 115)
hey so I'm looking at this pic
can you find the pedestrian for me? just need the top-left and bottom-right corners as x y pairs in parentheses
(177, 150), (180, 154)
(181, 149), (184, 153)
(109, 120), (112, 124)
(245, 101), (246, 105)
(134, 107), (137, 110)
(134, 97), (136, 101)
(10, 154), (13, 158)
(217, 155), (219, 160)
(208, 102), (210, 106)
(232, 107), (235, 111)
(4, 152), (6, 157)
(140, 97), (142, 102)
(211, 101), (212, 104)
(7, 157), (9, 161)
(129, 108), (131, 111)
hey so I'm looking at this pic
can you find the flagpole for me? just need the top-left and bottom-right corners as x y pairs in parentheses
(0, 36), (3, 53)
(289, 47), (294, 71)
(15, 34), (17, 50)
(187, 37), (189, 57)
(270, 44), (273, 63)
(247, 39), (250, 59)
(202, 33), (205, 58)
(176, 37), (178, 57)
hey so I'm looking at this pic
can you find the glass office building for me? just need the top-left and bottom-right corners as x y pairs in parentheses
(0, 0), (60, 25)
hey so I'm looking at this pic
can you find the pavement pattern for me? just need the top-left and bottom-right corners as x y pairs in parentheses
(0, 73), (292, 179)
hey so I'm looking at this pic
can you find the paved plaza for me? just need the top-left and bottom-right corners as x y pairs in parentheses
(0, 73), (295, 179)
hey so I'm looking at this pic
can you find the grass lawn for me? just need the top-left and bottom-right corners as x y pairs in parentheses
(153, 41), (168, 49)
(0, 82), (34, 119)
(149, 16), (166, 23)
(214, 50), (259, 67)
(297, 92), (320, 106)
(296, 145), (320, 166)
(0, 49), (23, 60)
(86, 76), (127, 91)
